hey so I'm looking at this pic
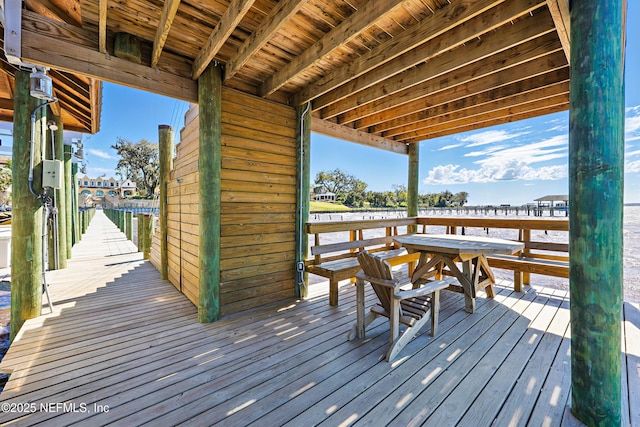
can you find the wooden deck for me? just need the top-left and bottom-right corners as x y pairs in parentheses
(0, 210), (638, 426)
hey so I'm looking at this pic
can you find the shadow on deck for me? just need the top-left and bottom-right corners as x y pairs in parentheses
(0, 211), (638, 426)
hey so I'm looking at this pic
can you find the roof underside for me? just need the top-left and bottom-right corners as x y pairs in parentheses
(13, 0), (570, 152)
(0, 55), (102, 133)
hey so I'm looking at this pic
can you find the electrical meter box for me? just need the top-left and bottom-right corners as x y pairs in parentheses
(42, 160), (63, 189)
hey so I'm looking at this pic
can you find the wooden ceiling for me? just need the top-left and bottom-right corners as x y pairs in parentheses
(13, 0), (570, 153)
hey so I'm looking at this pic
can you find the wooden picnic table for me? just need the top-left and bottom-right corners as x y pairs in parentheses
(394, 234), (525, 313)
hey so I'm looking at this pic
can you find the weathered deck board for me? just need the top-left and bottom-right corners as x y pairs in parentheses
(0, 210), (638, 426)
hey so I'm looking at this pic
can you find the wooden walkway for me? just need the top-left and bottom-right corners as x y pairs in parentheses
(0, 210), (638, 426)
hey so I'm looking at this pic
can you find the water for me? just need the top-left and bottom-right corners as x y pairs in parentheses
(310, 205), (640, 302)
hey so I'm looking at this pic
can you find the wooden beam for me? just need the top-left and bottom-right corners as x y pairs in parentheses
(20, 11), (198, 102)
(90, 79), (102, 133)
(291, 0), (508, 107)
(351, 44), (568, 130)
(224, 0), (309, 83)
(99, 0), (108, 54)
(259, 0), (405, 97)
(384, 79), (569, 138)
(151, 0), (182, 68)
(192, 0), (256, 80)
(546, 0), (570, 61)
(311, 118), (408, 155)
(319, 2), (553, 119)
(401, 95), (569, 143)
(24, 0), (81, 26)
(405, 103), (568, 142)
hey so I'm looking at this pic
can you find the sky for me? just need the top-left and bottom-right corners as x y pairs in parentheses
(6, 3), (637, 207)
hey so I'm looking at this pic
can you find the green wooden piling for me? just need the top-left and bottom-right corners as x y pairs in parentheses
(295, 103), (311, 298)
(197, 63), (222, 323)
(125, 211), (133, 241)
(63, 144), (72, 258)
(45, 122), (56, 271)
(10, 71), (44, 341)
(569, 0), (625, 425)
(142, 213), (154, 260)
(407, 143), (419, 233)
(159, 124), (174, 280)
(137, 213), (144, 251)
(72, 163), (80, 243)
(53, 116), (67, 268)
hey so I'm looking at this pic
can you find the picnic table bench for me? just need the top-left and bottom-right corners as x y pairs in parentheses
(304, 218), (420, 305)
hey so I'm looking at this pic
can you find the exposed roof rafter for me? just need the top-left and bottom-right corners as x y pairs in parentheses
(192, 0), (257, 80)
(258, 0), (407, 97)
(224, 0), (310, 83)
(546, 0), (570, 61)
(151, 0), (182, 68)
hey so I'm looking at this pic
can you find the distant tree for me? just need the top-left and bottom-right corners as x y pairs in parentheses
(0, 159), (11, 192)
(452, 191), (469, 207)
(314, 169), (367, 204)
(112, 137), (159, 197)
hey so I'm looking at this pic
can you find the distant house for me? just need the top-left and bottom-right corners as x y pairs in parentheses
(77, 175), (137, 201)
(314, 192), (336, 202)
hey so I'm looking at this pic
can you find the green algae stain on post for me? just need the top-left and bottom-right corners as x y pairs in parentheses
(407, 143), (419, 234)
(10, 71), (44, 341)
(569, 0), (626, 425)
(159, 124), (174, 280)
(197, 63), (222, 323)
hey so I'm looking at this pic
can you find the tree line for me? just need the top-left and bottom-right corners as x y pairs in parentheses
(314, 168), (468, 208)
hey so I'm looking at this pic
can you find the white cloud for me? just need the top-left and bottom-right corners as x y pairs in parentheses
(86, 148), (113, 159)
(438, 143), (465, 151)
(459, 129), (529, 147)
(627, 149), (640, 158)
(424, 161), (567, 184)
(474, 135), (568, 166)
(626, 160), (640, 173)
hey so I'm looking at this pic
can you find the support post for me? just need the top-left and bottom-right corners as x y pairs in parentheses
(63, 144), (72, 258)
(569, 0), (626, 425)
(71, 163), (80, 243)
(197, 63), (222, 323)
(158, 124), (174, 280)
(10, 71), (44, 341)
(53, 116), (67, 268)
(45, 122), (56, 270)
(407, 142), (419, 233)
(295, 103), (311, 298)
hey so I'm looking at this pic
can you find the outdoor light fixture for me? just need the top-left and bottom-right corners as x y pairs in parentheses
(29, 67), (54, 101)
(47, 120), (58, 131)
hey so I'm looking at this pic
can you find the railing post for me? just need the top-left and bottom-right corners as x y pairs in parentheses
(125, 211), (133, 241)
(142, 213), (154, 260)
(137, 213), (144, 252)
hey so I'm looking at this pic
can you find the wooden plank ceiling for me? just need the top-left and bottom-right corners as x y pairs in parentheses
(15, 0), (570, 152)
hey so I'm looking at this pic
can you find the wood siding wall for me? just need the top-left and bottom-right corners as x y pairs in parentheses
(151, 87), (298, 316)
